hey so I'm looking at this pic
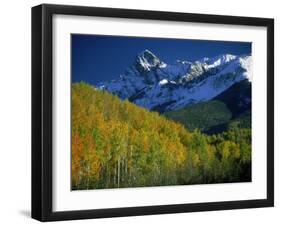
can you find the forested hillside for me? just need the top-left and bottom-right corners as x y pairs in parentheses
(164, 80), (251, 134)
(72, 82), (251, 190)
(164, 100), (232, 133)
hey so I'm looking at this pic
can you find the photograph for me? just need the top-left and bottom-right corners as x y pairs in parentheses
(71, 34), (252, 190)
(30, 3), (274, 221)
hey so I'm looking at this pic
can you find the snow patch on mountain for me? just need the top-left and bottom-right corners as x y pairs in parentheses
(135, 49), (161, 72)
(203, 54), (237, 69)
(159, 79), (169, 85)
(97, 50), (252, 112)
(239, 56), (252, 82)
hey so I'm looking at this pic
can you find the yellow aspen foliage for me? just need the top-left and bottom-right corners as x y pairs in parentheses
(192, 154), (201, 167)
(71, 82), (252, 190)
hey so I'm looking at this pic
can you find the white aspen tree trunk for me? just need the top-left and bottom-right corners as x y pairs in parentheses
(86, 164), (90, 190)
(117, 157), (120, 188)
(122, 158), (124, 185)
(129, 146), (133, 185)
(121, 156), (123, 183)
(125, 155), (127, 177)
(106, 162), (109, 188)
(86, 169), (89, 190)
(123, 156), (126, 182)
(114, 166), (116, 187)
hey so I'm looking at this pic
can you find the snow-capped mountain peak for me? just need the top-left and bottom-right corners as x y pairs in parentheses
(202, 54), (237, 70)
(135, 49), (162, 72)
(98, 50), (252, 112)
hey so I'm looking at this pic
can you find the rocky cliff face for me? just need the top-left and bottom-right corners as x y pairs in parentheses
(98, 49), (252, 112)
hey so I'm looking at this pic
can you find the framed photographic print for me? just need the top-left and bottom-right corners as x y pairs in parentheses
(32, 4), (274, 221)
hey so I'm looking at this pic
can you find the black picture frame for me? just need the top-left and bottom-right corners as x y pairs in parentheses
(32, 3), (274, 222)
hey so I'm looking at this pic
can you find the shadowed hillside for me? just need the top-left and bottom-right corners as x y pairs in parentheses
(164, 80), (251, 134)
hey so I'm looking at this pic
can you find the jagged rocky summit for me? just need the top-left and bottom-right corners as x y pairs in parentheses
(98, 49), (252, 113)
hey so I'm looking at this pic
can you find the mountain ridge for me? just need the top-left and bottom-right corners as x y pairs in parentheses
(98, 49), (252, 112)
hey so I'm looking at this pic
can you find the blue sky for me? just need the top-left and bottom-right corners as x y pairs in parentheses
(72, 34), (251, 85)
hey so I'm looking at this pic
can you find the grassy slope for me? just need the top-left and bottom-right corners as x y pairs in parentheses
(164, 80), (251, 134)
(165, 100), (232, 132)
